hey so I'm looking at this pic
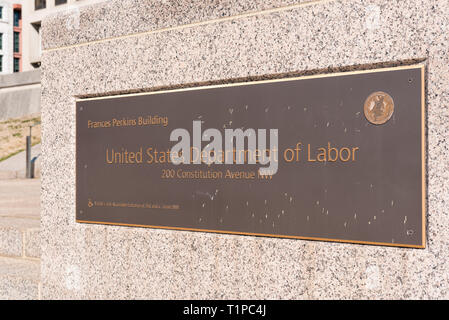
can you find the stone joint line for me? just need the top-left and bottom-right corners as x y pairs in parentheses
(43, 0), (336, 52)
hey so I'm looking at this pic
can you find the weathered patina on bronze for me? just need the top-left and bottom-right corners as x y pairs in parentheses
(76, 65), (425, 248)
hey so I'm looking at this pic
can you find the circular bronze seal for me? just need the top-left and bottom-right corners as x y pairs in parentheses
(364, 91), (394, 125)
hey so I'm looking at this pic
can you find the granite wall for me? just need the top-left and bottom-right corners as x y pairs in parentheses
(40, 0), (449, 299)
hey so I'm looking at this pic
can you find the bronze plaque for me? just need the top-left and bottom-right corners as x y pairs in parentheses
(76, 65), (425, 248)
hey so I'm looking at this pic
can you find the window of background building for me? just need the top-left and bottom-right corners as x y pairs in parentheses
(14, 9), (21, 27)
(55, 0), (68, 5)
(0, 7), (3, 19)
(13, 58), (19, 72)
(0, 33), (2, 51)
(14, 32), (20, 53)
(30, 22), (41, 68)
(0, 55), (2, 72)
(35, 0), (46, 10)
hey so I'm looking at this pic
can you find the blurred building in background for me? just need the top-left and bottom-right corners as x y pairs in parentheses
(0, 0), (23, 74)
(0, 0), (106, 119)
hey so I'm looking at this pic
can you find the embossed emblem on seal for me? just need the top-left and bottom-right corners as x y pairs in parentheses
(364, 91), (394, 125)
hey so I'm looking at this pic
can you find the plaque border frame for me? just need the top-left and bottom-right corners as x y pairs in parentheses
(75, 64), (426, 249)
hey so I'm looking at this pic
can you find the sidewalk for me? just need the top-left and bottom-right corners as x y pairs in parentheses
(0, 179), (40, 219)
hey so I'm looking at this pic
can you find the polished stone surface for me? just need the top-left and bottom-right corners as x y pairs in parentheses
(41, 0), (449, 299)
(42, 0), (316, 50)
